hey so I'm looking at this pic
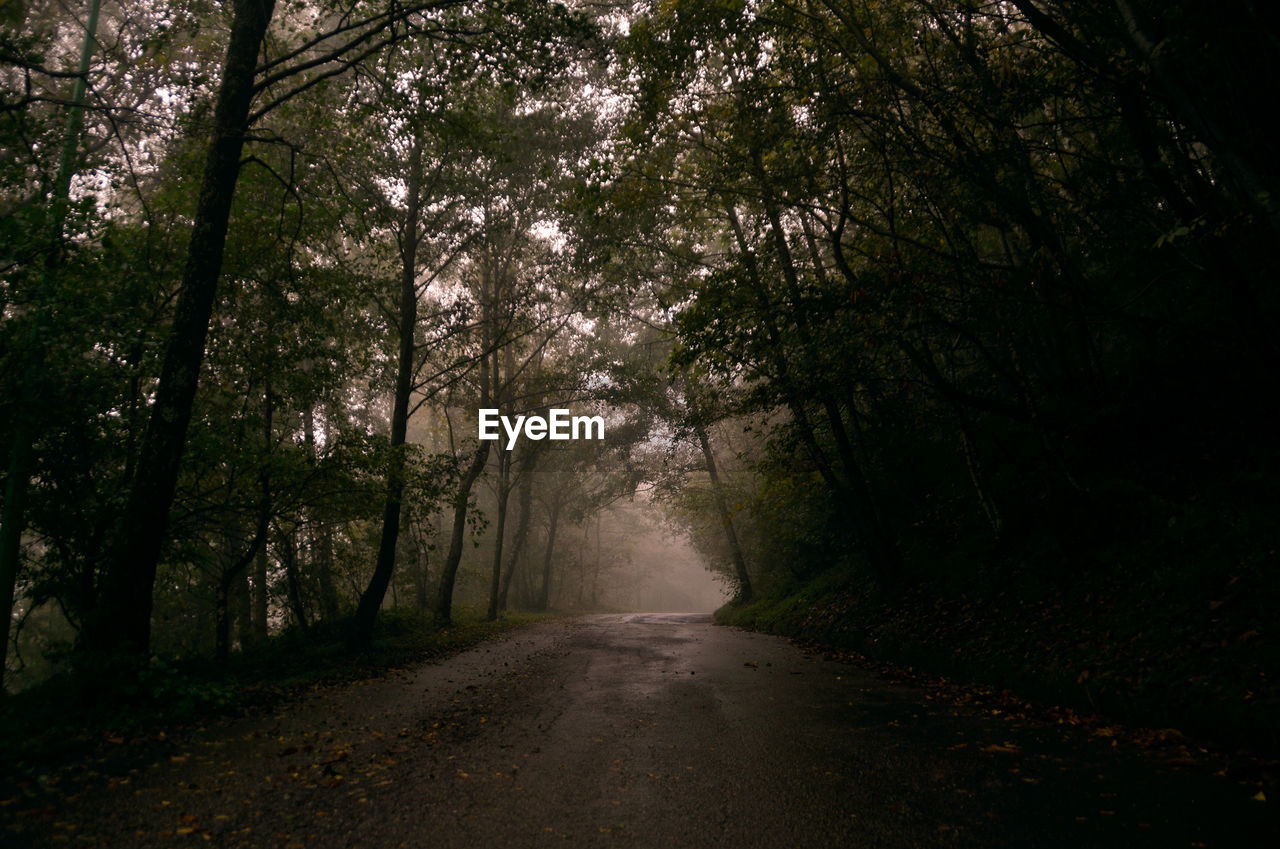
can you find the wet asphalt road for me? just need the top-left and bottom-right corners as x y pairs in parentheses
(8, 613), (1277, 847)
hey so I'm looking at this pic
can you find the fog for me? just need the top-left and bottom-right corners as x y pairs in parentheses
(600, 506), (730, 613)
(448, 497), (731, 616)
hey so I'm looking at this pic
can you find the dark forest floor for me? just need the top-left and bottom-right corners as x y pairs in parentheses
(718, 476), (1280, 756)
(0, 609), (552, 806)
(717, 556), (1280, 799)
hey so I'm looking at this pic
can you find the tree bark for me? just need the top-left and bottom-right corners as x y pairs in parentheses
(82, 0), (277, 669)
(536, 493), (563, 612)
(215, 386), (273, 665)
(434, 441), (492, 626)
(695, 425), (752, 602)
(485, 448), (512, 621)
(435, 246), (498, 627)
(252, 546), (269, 643)
(498, 459), (536, 611)
(214, 506), (270, 664)
(588, 514), (602, 608)
(412, 517), (432, 612)
(757, 180), (900, 585)
(350, 141), (424, 650)
(280, 523), (308, 631)
(234, 567), (253, 650)
(722, 203), (843, 496)
(723, 201), (898, 582)
(304, 406), (340, 621)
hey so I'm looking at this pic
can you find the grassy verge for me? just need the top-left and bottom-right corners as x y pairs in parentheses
(0, 607), (553, 775)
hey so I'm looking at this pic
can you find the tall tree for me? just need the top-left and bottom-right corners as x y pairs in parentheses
(83, 0), (279, 668)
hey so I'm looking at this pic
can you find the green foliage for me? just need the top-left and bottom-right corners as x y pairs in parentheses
(137, 656), (240, 717)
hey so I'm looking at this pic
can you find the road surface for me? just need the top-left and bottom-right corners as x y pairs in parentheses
(7, 614), (1276, 847)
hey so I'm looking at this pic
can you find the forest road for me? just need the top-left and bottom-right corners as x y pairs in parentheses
(15, 613), (1276, 848)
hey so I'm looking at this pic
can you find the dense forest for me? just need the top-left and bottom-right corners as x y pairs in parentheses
(2, 0), (1277, 747)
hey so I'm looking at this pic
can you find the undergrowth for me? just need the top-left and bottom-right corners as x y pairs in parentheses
(0, 607), (551, 774)
(718, 530), (1279, 755)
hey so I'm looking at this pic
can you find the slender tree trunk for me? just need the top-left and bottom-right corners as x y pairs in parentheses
(722, 203), (844, 497)
(804, 212), (908, 560)
(235, 568), (253, 650)
(724, 200), (895, 582)
(515, 549), (535, 609)
(574, 522), (588, 609)
(498, 462), (535, 611)
(350, 459), (407, 645)
(435, 252), (498, 627)
(350, 141), (423, 650)
(589, 515), (603, 608)
(536, 494), (563, 612)
(498, 543), (519, 611)
(412, 519), (431, 612)
(215, 387), (273, 665)
(313, 523), (338, 620)
(0, 431), (34, 693)
(494, 512), (524, 612)
(83, 0), (277, 669)
(213, 577), (233, 664)
(280, 524), (308, 631)
(486, 449), (512, 621)
(758, 182), (900, 585)
(484, 334), (511, 621)
(434, 441), (492, 626)
(304, 407), (339, 621)
(695, 425), (752, 602)
(215, 521), (270, 663)
(252, 546), (269, 642)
